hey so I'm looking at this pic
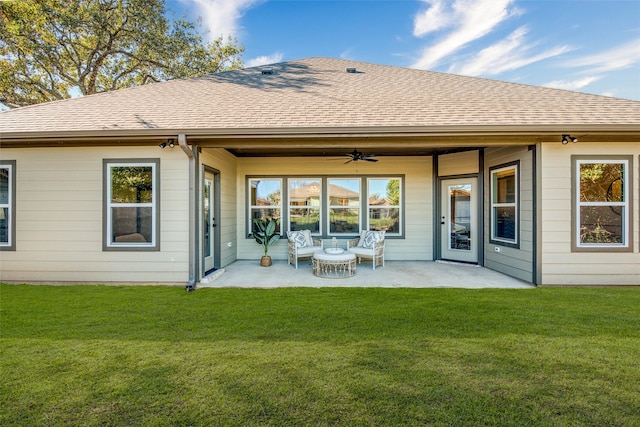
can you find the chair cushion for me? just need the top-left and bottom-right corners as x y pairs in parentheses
(348, 246), (373, 256)
(297, 246), (323, 255)
(362, 230), (385, 248)
(287, 229), (313, 247)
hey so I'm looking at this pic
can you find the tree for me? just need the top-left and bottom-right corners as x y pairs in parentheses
(386, 179), (400, 205)
(0, 0), (244, 108)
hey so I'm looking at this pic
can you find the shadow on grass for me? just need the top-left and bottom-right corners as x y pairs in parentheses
(1, 285), (638, 342)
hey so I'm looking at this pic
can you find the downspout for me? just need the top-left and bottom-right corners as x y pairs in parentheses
(432, 155), (439, 260)
(178, 134), (198, 291)
(533, 143), (542, 286)
(478, 148), (485, 266)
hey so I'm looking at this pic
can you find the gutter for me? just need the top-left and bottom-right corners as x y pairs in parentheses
(2, 124), (639, 143)
(178, 133), (198, 291)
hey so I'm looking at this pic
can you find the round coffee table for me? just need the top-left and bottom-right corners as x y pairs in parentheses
(312, 251), (356, 278)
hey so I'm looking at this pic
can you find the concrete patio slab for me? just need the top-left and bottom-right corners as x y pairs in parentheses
(197, 260), (534, 289)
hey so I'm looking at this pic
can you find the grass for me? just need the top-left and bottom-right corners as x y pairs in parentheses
(1, 284), (639, 426)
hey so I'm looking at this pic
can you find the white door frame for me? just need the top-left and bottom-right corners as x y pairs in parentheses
(439, 177), (479, 263)
(202, 167), (220, 275)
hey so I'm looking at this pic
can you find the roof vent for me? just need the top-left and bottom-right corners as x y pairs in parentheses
(346, 67), (357, 73)
(261, 68), (274, 75)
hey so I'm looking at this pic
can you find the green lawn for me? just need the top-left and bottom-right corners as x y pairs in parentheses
(1, 284), (639, 426)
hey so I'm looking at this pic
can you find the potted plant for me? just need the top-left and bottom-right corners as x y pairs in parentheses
(252, 218), (280, 266)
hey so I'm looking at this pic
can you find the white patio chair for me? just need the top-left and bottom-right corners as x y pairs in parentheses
(347, 230), (385, 270)
(287, 230), (323, 268)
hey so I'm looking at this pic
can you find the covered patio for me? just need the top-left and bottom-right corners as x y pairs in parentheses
(198, 260), (534, 289)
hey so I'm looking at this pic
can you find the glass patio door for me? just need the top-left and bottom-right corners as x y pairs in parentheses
(440, 177), (478, 263)
(203, 170), (216, 274)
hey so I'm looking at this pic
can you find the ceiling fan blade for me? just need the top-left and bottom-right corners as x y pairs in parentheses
(327, 148), (378, 164)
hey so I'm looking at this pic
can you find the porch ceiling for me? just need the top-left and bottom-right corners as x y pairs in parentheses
(191, 129), (639, 157)
(197, 133), (525, 157)
(225, 146), (445, 157)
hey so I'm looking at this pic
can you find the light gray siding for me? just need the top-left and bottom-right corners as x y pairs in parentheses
(540, 142), (639, 285)
(199, 148), (238, 269)
(235, 156), (433, 262)
(0, 146), (191, 284)
(438, 151), (479, 176)
(484, 146), (535, 283)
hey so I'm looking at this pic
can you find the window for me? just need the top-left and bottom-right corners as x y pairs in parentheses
(249, 178), (282, 235)
(490, 162), (518, 246)
(368, 178), (401, 234)
(247, 175), (404, 238)
(328, 178), (360, 234)
(573, 156), (632, 251)
(104, 159), (159, 250)
(288, 178), (321, 234)
(0, 161), (16, 251)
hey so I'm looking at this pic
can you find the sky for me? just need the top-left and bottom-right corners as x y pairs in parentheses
(166, 0), (640, 101)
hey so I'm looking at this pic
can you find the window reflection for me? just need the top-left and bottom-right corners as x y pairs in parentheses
(449, 185), (471, 251)
(289, 179), (320, 233)
(0, 167), (10, 245)
(578, 162), (627, 246)
(108, 164), (155, 246)
(249, 179), (282, 234)
(490, 164), (518, 244)
(368, 178), (401, 233)
(328, 179), (360, 234)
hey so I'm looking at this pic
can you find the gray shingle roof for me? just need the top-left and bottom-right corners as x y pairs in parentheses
(1, 57), (639, 138)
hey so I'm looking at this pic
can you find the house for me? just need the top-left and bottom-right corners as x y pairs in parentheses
(1, 57), (638, 286)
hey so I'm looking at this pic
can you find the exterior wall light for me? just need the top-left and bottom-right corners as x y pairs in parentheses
(159, 139), (176, 149)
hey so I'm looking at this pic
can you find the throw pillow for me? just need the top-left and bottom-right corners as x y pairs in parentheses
(287, 230), (308, 248)
(301, 229), (314, 247)
(362, 230), (385, 249)
(356, 230), (368, 247)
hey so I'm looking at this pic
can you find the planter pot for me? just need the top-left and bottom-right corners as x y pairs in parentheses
(260, 255), (272, 267)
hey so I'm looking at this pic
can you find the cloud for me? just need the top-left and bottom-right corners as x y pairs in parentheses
(411, 0), (520, 69)
(451, 26), (572, 76)
(340, 49), (355, 60)
(182, 0), (264, 40)
(541, 40), (639, 96)
(543, 76), (601, 91)
(562, 40), (640, 74)
(245, 53), (284, 68)
(413, 0), (452, 36)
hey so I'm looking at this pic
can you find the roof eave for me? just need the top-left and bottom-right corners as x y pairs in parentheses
(1, 124), (638, 148)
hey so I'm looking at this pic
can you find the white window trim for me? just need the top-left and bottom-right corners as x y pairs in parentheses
(105, 161), (158, 249)
(247, 175), (405, 239)
(248, 178), (283, 235)
(366, 177), (402, 236)
(0, 162), (15, 250)
(575, 158), (629, 249)
(287, 178), (322, 236)
(490, 164), (518, 245)
(327, 178), (361, 236)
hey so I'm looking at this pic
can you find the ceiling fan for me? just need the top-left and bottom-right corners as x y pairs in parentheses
(334, 148), (379, 164)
